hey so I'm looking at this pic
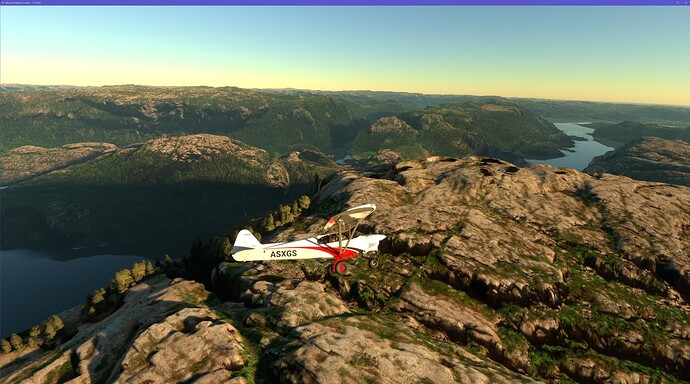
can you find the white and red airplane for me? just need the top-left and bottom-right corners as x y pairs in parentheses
(231, 204), (385, 275)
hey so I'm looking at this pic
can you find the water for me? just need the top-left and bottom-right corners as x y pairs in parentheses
(0, 249), (147, 338)
(526, 122), (615, 171)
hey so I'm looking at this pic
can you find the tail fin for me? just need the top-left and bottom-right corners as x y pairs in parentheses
(232, 229), (261, 255)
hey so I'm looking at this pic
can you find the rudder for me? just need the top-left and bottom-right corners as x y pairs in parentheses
(232, 229), (261, 255)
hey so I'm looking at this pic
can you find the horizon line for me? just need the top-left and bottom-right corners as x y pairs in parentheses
(2, 82), (689, 108)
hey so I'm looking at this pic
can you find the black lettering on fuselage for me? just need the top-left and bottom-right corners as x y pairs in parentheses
(270, 250), (298, 258)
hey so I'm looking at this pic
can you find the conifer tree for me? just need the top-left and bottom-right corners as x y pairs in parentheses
(49, 315), (64, 331)
(9, 334), (24, 351)
(44, 323), (56, 341)
(1, 339), (11, 353)
(131, 261), (147, 282)
(265, 213), (275, 232)
(29, 325), (41, 338)
(145, 260), (155, 275)
(112, 269), (134, 293)
(91, 288), (106, 305)
(299, 195), (310, 210)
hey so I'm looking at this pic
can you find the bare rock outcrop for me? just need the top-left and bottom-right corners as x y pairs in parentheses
(141, 134), (266, 164)
(114, 307), (245, 383)
(1, 278), (247, 384)
(305, 155), (690, 382)
(275, 316), (540, 384)
(584, 136), (690, 186)
(370, 116), (415, 134)
(0, 143), (117, 185)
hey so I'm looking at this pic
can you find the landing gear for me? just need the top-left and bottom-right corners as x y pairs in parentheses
(335, 261), (348, 275)
(368, 258), (379, 268)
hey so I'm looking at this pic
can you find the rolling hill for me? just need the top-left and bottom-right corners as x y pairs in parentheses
(0, 134), (338, 254)
(351, 99), (573, 161)
(0, 85), (368, 155)
(584, 121), (690, 146)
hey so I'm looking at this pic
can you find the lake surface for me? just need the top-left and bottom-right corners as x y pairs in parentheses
(526, 122), (615, 171)
(0, 249), (147, 338)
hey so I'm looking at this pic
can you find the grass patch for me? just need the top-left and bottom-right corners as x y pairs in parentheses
(42, 358), (74, 384)
(349, 352), (379, 367)
(498, 326), (529, 351)
(203, 292), (222, 308)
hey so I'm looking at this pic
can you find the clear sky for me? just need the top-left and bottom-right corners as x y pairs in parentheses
(1, 6), (689, 105)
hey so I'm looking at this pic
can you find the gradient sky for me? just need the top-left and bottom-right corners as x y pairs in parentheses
(1, 6), (689, 105)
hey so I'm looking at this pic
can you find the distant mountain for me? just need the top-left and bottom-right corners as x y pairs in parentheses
(0, 134), (338, 253)
(350, 99), (573, 161)
(0, 85), (371, 155)
(0, 84), (89, 92)
(584, 136), (690, 187)
(511, 99), (690, 126)
(264, 88), (690, 127)
(5, 84), (689, 157)
(585, 121), (689, 146)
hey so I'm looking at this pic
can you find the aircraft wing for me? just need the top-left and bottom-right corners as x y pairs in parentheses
(323, 204), (376, 233)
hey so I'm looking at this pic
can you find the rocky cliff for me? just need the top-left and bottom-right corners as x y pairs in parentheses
(3, 156), (689, 383)
(584, 136), (690, 187)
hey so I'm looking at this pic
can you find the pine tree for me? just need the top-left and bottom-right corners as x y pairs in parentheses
(91, 288), (106, 305)
(49, 315), (64, 331)
(145, 260), (155, 275)
(44, 323), (56, 341)
(9, 334), (24, 351)
(113, 269), (134, 293)
(29, 325), (41, 338)
(131, 261), (147, 282)
(1, 339), (11, 353)
(265, 213), (275, 232)
(279, 204), (290, 224)
(299, 195), (311, 210)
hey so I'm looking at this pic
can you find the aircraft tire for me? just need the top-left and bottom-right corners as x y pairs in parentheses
(335, 261), (348, 275)
(369, 259), (379, 268)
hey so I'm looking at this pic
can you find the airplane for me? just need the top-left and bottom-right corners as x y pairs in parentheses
(231, 204), (386, 275)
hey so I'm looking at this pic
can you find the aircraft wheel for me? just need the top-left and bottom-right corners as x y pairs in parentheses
(369, 258), (379, 268)
(335, 261), (348, 275)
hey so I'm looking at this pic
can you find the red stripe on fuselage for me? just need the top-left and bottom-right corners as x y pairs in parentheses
(269, 246), (358, 259)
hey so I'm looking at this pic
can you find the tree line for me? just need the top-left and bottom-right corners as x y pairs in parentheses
(82, 260), (156, 321)
(173, 195), (311, 284)
(1, 260), (156, 355)
(1, 315), (64, 354)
